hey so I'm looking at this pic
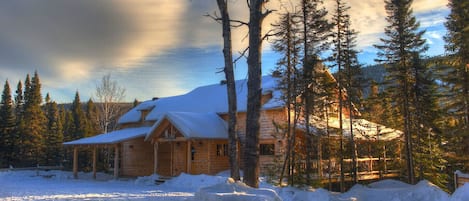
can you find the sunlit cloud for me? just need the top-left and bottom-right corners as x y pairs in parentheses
(0, 0), (449, 102)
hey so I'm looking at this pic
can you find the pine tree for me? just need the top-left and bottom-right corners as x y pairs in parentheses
(85, 99), (100, 137)
(0, 80), (17, 167)
(71, 91), (86, 140)
(13, 81), (25, 167)
(71, 91), (90, 170)
(443, 0), (469, 172)
(43, 93), (64, 166)
(374, 0), (428, 184)
(21, 72), (47, 166)
(409, 54), (448, 189)
(271, 10), (303, 185)
(300, 0), (333, 186)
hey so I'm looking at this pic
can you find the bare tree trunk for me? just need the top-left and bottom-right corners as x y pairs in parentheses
(95, 74), (126, 134)
(216, 0), (240, 181)
(244, 0), (267, 188)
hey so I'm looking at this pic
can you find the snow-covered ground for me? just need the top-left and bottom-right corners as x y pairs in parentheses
(0, 169), (468, 201)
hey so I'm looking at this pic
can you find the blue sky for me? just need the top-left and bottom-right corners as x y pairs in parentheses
(0, 0), (449, 103)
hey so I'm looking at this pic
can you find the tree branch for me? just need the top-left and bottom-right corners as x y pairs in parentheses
(205, 12), (222, 24)
(233, 47), (250, 64)
(205, 13), (248, 27)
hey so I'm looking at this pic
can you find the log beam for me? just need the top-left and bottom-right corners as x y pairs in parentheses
(154, 142), (158, 174)
(114, 144), (119, 179)
(92, 146), (97, 180)
(73, 147), (78, 179)
(186, 140), (191, 174)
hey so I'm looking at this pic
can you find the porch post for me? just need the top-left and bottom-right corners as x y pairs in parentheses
(383, 144), (387, 173)
(92, 146), (97, 180)
(114, 144), (119, 179)
(154, 142), (158, 174)
(73, 146), (78, 179)
(186, 140), (191, 174)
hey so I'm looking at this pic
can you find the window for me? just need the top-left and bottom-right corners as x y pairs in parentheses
(216, 144), (228, 156)
(260, 144), (275, 155)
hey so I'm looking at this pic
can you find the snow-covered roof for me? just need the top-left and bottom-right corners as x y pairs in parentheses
(145, 112), (228, 140)
(63, 127), (151, 146)
(302, 117), (403, 141)
(118, 75), (283, 124)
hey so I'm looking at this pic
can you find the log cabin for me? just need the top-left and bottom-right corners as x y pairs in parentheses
(63, 74), (402, 180)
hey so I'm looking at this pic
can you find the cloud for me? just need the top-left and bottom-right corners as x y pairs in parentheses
(0, 0), (187, 84)
(0, 0), (449, 102)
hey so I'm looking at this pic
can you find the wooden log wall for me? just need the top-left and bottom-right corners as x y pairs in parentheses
(121, 137), (154, 177)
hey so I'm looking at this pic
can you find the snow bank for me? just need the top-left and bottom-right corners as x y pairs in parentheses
(277, 186), (332, 201)
(194, 178), (282, 201)
(2, 170), (469, 201)
(337, 180), (450, 201)
(451, 183), (469, 201)
(134, 173), (160, 185)
(160, 173), (227, 191)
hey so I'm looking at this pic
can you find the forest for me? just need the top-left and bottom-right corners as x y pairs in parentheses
(0, 0), (467, 192)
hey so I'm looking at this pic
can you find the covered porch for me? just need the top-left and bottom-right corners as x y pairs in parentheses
(63, 127), (154, 179)
(147, 112), (230, 177)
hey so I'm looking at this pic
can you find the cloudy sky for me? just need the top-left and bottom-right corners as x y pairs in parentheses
(0, 0), (449, 103)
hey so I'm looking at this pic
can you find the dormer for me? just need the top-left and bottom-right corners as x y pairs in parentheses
(139, 106), (156, 126)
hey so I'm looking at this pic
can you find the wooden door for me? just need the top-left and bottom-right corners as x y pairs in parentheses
(171, 142), (187, 176)
(157, 142), (171, 176)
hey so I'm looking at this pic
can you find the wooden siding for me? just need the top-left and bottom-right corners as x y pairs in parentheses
(156, 140), (230, 176)
(221, 108), (287, 173)
(157, 142), (172, 176)
(121, 137), (154, 177)
(455, 172), (469, 188)
(208, 140), (230, 174)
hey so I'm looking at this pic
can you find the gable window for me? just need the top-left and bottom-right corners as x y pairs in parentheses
(216, 144), (228, 156)
(260, 144), (275, 155)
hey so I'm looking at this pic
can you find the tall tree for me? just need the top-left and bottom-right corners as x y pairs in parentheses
(22, 72), (47, 166)
(13, 80), (25, 167)
(409, 54), (448, 188)
(216, 0), (240, 181)
(43, 93), (64, 166)
(244, 0), (271, 188)
(443, 0), (469, 172)
(0, 80), (17, 167)
(71, 91), (86, 140)
(85, 99), (100, 137)
(95, 74), (126, 134)
(271, 10), (302, 185)
(374, 0), (428, 184)
(331, 0), (363, 185)
(300, 0), (332, 186)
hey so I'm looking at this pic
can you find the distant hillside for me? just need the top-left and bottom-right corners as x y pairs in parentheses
(359, 55), (449, 98)
(360, 64), (386, 98)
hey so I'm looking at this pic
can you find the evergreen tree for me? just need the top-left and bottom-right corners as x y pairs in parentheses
(43, 93), (64, 166)
(443, 0), (469, 172)
(85, 99), (100, 137)
(21, 72), (47, 166)
(132, 99), (140, 108)
(271, 10), (302, 185)
(60, 106), (74, 168)
(300, 0), (333, 186)
(331, 0), (363, 185)
(0, 80), (17, 167)
(71, 91), (86, 140)
(409, 54), (448, 189)
(71, 91), (90, 170)
(374, 0), (428, 184)
(13, 81), (25, 167)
